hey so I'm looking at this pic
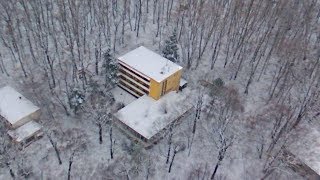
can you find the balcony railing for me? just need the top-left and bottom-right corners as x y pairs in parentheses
(118, 82), (143, 97)
(118, 62), (150, 84)
(118, 72), (149, 91)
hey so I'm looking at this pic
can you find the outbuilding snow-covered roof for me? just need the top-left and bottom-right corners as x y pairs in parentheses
(7, 120), (42, 143)
(118, 46), (182, 82)
(0, 86), (40, 126)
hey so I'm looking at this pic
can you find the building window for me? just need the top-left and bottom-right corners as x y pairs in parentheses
(161, 80), (167, 96)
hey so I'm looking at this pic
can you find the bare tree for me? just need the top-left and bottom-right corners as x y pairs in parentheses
(47, 133), (63, 165)
(0, 131), (16, 179)
(210, 128), (234, 180)
(67, 150), (76, 180)
(109, 119), (115, 159)
(62, 128), (87, 180)
(205, 85), (242, 179)
(207, 101), (236, 180)
(168, 142), (186, 173)
(193, 92), (203, 134)
(0, 53), (9, 76)
(165, 126), (174, 164)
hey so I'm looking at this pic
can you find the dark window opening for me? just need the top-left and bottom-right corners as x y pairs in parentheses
(25, 136), (35, 144)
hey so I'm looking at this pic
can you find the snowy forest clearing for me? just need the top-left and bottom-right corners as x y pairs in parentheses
(0, 0), (319, 179)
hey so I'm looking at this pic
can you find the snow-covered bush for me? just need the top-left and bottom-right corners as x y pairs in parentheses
(213, 78), (224, 87)
(69, 87), (85, 114)
(210, 78), (225, 97)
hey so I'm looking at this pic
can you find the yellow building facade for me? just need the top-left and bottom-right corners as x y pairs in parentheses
(117, 46), (183, 100)
(149, 70), (182, 100)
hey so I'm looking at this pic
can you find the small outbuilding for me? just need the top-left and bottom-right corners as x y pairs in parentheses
(7, 120), (42, 144)
(0, 86), (42, 146)
(179, 78), (188, 91)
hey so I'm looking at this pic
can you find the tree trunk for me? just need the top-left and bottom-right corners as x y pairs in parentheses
(6, 162), (15, 179)
(166, 132), (173, 164)
(47, 134), (62, 165)
(210, 162), (220, 180)
(0, 53), (9, 76)
(192, 116), (197, 134)
(146, 0), (149, 13)
(68, 151), (75, 180)
(168, 151), (176, 173)
(156, 0), (161, 37)
(99, 123), (103, 144)
(122, 0), (127, 44)
(67, 157), (73, 180)
(188, 133), (195, 156)
(109, 126), (114, 159)
(136, 0), (142, 37)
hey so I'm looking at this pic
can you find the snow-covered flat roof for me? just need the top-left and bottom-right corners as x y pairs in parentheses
(289, 124), (320, 175)
(115, 91), (193, 139)
(0, 86), (40, 125)
(7, 120), (42, 143)
(118, 46), (182, 82)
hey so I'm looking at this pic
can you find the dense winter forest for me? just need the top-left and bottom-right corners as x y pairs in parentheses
(0, 0), (319, 179)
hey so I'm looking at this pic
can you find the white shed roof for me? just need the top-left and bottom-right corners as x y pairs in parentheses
(0, 86), (40, 126)
(7, 120), (42, 143)
(118, 46), (182, 82)
(115, 91), (193, 139)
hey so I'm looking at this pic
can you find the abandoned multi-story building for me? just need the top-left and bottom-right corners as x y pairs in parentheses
(114, 46), (192, 148)
(117, 46), (183, 100)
